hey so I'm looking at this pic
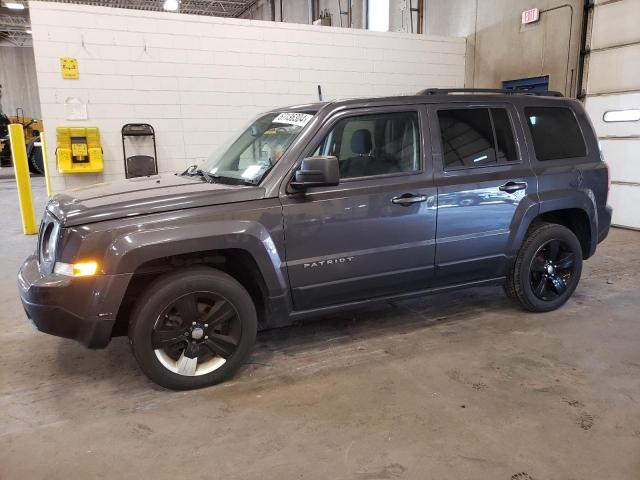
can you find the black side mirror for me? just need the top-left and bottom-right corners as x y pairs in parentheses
(290, 155), (339, 189)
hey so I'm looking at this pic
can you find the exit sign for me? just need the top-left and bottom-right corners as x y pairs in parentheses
(522, 8), (540, 24)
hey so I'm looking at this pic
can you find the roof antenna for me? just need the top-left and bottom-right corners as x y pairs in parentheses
(317, 85), (323, 101)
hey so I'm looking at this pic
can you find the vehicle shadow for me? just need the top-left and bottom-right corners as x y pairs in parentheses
(43, 285), (514, 420)
(242, 284), (514, 383)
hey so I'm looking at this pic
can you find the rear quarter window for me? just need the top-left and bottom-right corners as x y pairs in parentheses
(525, 106), (587, 161)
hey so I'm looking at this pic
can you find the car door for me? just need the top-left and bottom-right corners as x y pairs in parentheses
(428, 102), (538, 285)
(280, 105), (437, 311)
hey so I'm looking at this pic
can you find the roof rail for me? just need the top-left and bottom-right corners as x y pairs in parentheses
(417, 88), (564, 97)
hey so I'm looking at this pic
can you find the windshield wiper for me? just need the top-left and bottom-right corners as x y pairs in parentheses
(180, 164), (197, 176)
(193, 169), (216, 183)
(180, 165), (216, 184)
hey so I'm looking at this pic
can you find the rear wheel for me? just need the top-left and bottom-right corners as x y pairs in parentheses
(505, 223), (582, 312)
(129, 267), (257, 390)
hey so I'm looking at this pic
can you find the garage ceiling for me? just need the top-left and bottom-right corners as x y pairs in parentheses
(0, 10), (30, 46)
(0, 0), (260, 46)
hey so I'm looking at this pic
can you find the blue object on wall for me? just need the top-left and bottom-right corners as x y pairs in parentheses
(502, 75), (549, 92)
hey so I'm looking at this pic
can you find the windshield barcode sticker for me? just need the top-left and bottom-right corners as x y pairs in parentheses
(273, 112), (313, 127)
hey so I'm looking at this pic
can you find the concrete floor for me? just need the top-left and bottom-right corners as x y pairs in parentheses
(1, 177), (639, 480)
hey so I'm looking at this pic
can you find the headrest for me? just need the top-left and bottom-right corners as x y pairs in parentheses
(351, 129), (372, 155)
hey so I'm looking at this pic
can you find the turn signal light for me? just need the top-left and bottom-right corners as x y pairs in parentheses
(54, 261), (99, 277)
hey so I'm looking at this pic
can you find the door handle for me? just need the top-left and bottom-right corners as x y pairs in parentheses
(391, 194), (427, 206)
(499, 181), (527, 193)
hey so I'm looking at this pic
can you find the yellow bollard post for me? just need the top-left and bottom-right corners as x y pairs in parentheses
(8, 124), (38, 235)
(39, 132), (52, 197)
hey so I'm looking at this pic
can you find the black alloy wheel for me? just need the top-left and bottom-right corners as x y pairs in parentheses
(129, 267), (257, 390)
(505, 222), (583, 312)
(152, 291), (241, 377)
(529, 239), (577, 301)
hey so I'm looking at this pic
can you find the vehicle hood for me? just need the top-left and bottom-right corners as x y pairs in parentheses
(48, 173), (266, 226)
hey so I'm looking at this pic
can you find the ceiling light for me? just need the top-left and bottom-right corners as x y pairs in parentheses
(603, 109), (640, 123)
(163, 0), (178, 11)
(4, 2), (25, 9)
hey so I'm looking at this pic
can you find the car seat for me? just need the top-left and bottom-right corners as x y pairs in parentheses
(340, 129), (402, 178)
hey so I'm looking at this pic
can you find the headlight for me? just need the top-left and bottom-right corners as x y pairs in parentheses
(38, 211), (60, 268)
(41, 222), (58, 263)
(54, 261), (99, 277)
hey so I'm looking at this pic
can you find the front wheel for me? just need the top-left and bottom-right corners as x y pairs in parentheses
(129, 267), (257, 390)
(505, 223), (583, 312)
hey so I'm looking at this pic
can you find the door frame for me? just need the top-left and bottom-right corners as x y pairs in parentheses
(278, 103), (432, 197)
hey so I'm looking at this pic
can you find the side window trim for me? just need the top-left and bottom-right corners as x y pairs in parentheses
(490, 107), (521, 164)
(488, 108), (500, 164)
(283, 105), (428, 191)
(434, 104), (522, 172)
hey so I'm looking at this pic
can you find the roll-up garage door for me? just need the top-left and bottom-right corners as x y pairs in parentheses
(583, 0), (640, 229)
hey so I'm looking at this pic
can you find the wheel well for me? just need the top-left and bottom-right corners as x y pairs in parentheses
(111, 249), (269, 337)
(534, 209), (591, 258)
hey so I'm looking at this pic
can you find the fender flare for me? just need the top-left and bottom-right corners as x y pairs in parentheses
(102, 220), (288, 297)
(507, 189), (597, 258)
(505, 194), (540, 258)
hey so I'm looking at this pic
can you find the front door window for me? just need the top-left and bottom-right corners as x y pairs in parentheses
(314, 111), (420, 179)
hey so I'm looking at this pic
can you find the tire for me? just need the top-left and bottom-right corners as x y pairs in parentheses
(27, 138), (44, 175)
(128, 267), (257, 390)
(505, 222), (583, 312)
(0, 142), (11, 168)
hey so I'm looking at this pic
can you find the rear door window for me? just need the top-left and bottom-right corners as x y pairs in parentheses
(437, 108), (518, 170)
(524, 106), (587, 161)
(491, 108), (518, 163)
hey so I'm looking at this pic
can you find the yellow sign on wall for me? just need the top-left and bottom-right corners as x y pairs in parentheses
(71, 142), (88, 157)
(60, 57), (79, 79)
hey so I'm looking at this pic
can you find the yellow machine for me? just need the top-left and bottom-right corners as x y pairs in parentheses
(56, 126), (103, 173)
(10, 115), (43, 144)
(1, 113), (46, 174)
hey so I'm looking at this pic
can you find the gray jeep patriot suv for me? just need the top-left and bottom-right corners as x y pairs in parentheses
(18, 88), (612, 390)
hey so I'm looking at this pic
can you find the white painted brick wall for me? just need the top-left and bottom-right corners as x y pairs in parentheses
(29, 1), (465, 193)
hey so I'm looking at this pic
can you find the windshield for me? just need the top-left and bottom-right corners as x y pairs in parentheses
(196, 111), (315, 185)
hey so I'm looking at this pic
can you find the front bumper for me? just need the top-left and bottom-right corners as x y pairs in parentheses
(18, 255), (132, 348)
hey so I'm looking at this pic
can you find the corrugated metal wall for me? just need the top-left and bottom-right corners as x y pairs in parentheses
(0, 46), (42, 119)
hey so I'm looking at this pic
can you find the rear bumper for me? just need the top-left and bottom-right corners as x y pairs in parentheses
(18, 255), (132, 348)
(598, 205), (613, 244)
